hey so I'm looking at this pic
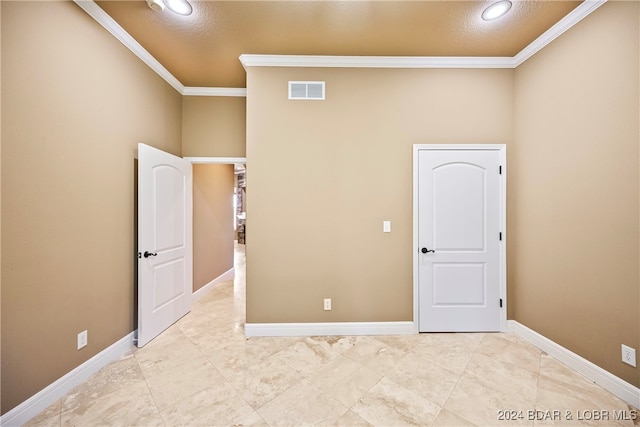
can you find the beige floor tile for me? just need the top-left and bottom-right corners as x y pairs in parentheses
(374, 334), (423, 353)
(464, 352), (539, 403)
(342, 337), (408, 376)
(334, 409), (373, 426)
(185, 326), (248, 354)
(271, 337), (341, 377)
(411, 333), (482, 374)
(475, 333), (542, 374)
(61, 355), (144, 412)
(135, 322), (185, 351)
(244, 336), (303, 356)
(385, 353), (460, 406)
(444, 373), (534, 426)
(419, 333), (486, 353)
(535, 375), (633, 426)
(23, 413), (61, 427)
(227, 355), (303, 410)
(145, 358), (227, 408)
(135, 332), (209, 379)
(307, 354), (382, 408)
(538, 355), (629, 411)
(201, 338), (276, 379)
(538, 353), (629, 412)
(60, 381), (163, 427)
(432, 409), (478, 426)
(256, 381), (348, 426)
(23, 400), (62, 427)
(351, 377), (441, 427)
(23, 399), (62, 427)
(158, 382), (254, 426)
(311, 335), (360, 354)
(231, 411), (269, 427)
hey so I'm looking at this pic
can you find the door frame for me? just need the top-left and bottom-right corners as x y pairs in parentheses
(413, 144), (507, 333)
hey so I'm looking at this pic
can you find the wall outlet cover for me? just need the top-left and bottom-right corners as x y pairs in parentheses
(622, 344), (636, 367)
(77, 330), (88, 350)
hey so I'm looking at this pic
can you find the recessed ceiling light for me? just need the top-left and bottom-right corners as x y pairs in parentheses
(482, 0), (512, 21)
(163, 0), (192, 16)
(146, 0), (164, 12)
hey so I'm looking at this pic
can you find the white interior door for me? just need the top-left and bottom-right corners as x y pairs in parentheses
(138, 143), (192, 347)
(416, 146), (505, 332)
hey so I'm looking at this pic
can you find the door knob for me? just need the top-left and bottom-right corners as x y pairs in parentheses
(421, 247), (435, 254)
(143, 251), (157, 258)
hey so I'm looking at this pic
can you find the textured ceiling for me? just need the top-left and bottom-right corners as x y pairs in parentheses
(95, 0), (582, 88)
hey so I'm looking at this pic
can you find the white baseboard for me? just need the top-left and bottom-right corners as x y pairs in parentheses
(508, 320), (640, 409)
(0, 332), (135, 427)
(193, 267), (234, 300)
(245, 321), (416, 337)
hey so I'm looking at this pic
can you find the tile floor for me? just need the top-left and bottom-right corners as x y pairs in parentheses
(26, 244), (639, 426)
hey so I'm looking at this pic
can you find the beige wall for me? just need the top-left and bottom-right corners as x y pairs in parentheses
(1, 1), (182, 413)
(246, 67), (514, 323)
(512, 0), (639, 387)
(182, 96), (246, 158)
(193, 164), (235, 291)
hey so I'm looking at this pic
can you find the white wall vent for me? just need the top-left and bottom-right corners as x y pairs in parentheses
(288, 81), (325, 100)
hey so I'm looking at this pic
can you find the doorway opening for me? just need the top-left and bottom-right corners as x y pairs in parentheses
(186, 157), (246, 301)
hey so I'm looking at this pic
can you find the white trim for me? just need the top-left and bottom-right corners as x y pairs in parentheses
(183, 87), (247, 97)
(412, 144), (507, 333)
(0, 332), (135, 427)
(512, 0), (607, 67)
(508, 320), (640, 409)
(193, 268), (235, 300)
(73, 1), (184, 93)
(240, 54), (515, 70)
(184, 157), (247, 164)
(245, 321), (415, 337)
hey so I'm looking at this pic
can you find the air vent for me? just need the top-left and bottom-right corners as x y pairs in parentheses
(288, 81), (325, 100)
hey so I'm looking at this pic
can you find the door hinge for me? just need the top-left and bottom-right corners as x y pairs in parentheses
(499, 232), (502, 241)
(499, 165), (502, 175)
(499, 298), (503, 308)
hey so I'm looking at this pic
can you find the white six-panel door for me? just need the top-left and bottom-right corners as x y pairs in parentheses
(138, 143), (193, 347)
(415, 145), (505, 332)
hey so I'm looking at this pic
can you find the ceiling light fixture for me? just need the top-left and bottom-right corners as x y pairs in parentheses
(481, 0), (512, 21)
(146, 0), (164, 12)
(163, 0), (193, 16)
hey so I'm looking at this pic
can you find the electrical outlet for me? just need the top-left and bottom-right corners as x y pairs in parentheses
(77, 330), (88, 350)
(323, 298), (331, 311)
(622, 344), (636, 367)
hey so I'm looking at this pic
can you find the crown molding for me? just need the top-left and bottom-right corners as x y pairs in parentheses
(183, 87), (247, 97)
(512, 0), (607, 67)
(239, 54), (516, 69)
(73, 0), (184, 93)
(184, 157), (247, 164)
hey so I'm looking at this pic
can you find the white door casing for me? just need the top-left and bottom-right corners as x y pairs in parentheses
(413, 145), (506, 332)
(138, 143), (193, 347)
